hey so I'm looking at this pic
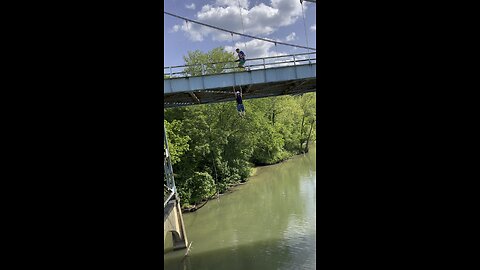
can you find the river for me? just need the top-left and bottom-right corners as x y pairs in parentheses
(164, 144), (316, 270)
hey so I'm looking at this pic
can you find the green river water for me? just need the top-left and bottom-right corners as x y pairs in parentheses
(164, 144), (316, 270)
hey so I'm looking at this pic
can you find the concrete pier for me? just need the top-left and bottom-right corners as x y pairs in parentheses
(164, 196), (188, 250)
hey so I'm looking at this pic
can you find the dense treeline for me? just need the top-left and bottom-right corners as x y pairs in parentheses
(165, 93), (315, 208)
(164, 47), (316, 208)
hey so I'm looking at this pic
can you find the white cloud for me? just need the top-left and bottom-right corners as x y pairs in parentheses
(185, 3), (196, 10)
(215, 0), (249, 8)
(310, 24), (316, 31)
(173, 0), (306, 42)
(286, 32), (296, 41)
(225, 39), (288, 60)
(171, 21), (208, 41)
(224, 38), (314, 69)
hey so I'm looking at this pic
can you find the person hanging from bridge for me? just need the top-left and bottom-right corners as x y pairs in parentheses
(234, 88), (246, 117)
(234, 48), (246, 69)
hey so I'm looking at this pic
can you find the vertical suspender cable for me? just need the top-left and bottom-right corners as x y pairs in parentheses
(231, 33), (236, 72)
(300, 0), (311, 61)
(237, 0), (247, 51)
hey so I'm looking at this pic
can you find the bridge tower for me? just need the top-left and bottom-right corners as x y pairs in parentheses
(164, 124), (188, 250)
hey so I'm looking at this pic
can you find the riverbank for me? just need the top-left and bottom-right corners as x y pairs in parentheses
(165, 143), (316, 270)
(180, 145), (315, 213)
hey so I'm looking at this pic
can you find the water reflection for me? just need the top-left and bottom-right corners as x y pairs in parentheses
(165, 234), (316, 270)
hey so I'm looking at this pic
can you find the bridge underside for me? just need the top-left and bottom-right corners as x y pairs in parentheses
(164, 63), (316, 108)
(164, 77), (316, 108)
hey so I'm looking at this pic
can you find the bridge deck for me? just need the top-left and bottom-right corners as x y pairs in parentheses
(164, 53), (316, 108)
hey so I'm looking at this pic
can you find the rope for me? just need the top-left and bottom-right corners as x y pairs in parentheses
(209, 127), (219, 196)
(165, 11), (316, 51)
(189, 126), (219, 212)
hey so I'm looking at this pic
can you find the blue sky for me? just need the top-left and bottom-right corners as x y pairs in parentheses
(164, 0), (316, 67)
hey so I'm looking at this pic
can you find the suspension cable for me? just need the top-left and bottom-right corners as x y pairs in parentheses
(165, 11), (316, 51)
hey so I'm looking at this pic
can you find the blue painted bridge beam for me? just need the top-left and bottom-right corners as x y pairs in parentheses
(164, 63), (316, 108)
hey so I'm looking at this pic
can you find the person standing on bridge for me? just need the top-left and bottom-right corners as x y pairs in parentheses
(235, 90), (246, 117)
(234, 48), (246, 69)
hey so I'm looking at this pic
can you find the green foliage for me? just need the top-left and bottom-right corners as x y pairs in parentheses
(164, 120), (190, 164)
(183, 47), (237, 76)
(298, 93), (316, 152)
(186, 172), (216, 204)
(165, 93), (316, 206)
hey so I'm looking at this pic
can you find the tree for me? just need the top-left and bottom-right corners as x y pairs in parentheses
(298, 93), (316, 153)
(164, 120), (190, 165)
(183, 47), (237, 76)
(186, 172), (216, 205)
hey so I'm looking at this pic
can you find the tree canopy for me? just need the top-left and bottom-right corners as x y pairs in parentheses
(183, 47), (239, 76)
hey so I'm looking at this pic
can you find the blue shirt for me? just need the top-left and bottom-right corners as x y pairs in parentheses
(236, 94), (243, 104)
(237, 51), (245, 60)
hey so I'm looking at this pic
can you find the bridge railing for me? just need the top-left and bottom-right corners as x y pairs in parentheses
(164, 51), (316, 78)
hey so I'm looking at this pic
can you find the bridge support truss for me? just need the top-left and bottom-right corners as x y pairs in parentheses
(164, 124), (188, 250)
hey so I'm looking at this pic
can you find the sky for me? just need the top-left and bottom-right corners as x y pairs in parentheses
(164, 0), (316, 67)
